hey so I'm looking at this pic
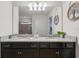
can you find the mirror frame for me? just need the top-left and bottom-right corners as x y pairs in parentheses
(54, 15), (59, 25)
(67, 2), (79, 21)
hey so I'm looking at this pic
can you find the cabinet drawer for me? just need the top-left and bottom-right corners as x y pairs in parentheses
(50, 43), (65, 48)
(27, 42), (39, 48)
(1, 42), (12, 48)
(66, 43), (75, 48)
(39, 42), (49, 48)
(12, 43), (26, 48)
(2, 42), (27, 48)
(12, 42), (38, 48)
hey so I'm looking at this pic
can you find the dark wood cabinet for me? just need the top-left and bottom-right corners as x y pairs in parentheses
(1, 42), (75, 58)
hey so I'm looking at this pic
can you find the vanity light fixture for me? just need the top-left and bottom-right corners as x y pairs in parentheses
(28, 2), (47, 11)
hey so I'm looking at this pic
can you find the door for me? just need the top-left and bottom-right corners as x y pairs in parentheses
(19, 23), (23, 34)
(19, 24), (32, 34)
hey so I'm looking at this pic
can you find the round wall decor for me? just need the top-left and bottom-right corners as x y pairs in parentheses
(54, 15), (59, 25)
(67, 2), (79, 21)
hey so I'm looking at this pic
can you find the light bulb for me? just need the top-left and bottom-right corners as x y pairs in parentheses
(42, 7), (45, 11)
(38, 3), (42, 7)
(43, 3), (47, 7)
(38, 7), (41, 11)
(33, 3), (37, 11)
(28, 3), (33, 11)
(42, 3), (47, 11)
(29, 7), (33, 11)
(28, 2), (47, 11)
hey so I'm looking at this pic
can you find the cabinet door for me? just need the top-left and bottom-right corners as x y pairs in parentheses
(16, 49), (23, 58)
(39, 49), (57, 58)
(1, 49), (17, 58)
(23, 49), (39, 58)
(60, 49), (75, 58)
(39, 49), (50, 58)
(49, 49), (60, 58)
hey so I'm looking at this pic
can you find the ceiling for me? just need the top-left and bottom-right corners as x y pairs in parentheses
(12, 1), (63, 17)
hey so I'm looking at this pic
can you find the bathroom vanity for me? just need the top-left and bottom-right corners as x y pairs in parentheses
(1, 42), (75, 58)
(1, 37), (76, 58)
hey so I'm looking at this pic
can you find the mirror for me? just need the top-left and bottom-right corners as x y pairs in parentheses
(54, 8), (59, 25)
(54, 15), (59, 25)
(67, 2), (79, 21)
(12, 1), (63, 37)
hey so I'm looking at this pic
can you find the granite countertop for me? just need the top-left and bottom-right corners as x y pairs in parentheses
(0, 36), (77, 42)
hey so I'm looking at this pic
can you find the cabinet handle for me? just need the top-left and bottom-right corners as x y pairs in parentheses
(56, 51), (59, 55)
(18, 51), (23, 55)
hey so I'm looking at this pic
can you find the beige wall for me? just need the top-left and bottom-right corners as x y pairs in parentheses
(0, 2), (12, 36)
(63, 1), (79, 58)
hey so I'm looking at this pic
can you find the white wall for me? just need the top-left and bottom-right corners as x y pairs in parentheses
(63, 1), (79, 36)
(32, 15), (48, 36)
(0, 2), (12, 36)
(63, 1), (79, 58)
(48, 7), (62, 34)
(13, 6), (19, 34)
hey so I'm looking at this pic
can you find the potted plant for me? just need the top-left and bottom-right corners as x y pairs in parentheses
(57, 31), (66, 38)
